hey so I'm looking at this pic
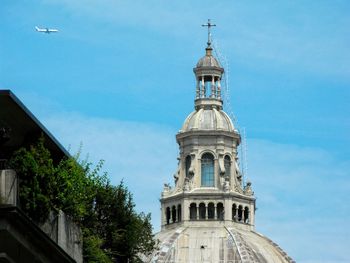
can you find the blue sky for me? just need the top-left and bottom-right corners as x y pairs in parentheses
(1, 0), (349, 262)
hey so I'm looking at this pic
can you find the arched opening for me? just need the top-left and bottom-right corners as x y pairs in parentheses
(198, 75), (220, 98)
(185, 155), (191, 178)
(199, 203), (206, 220)
(208, 203), (215, 219)
(190, 203), (197, 220)
(171, 206), (176, 223)
(238, 205), (243, 222)
(177, 204), (182, 222)
(166, 207), (170, 225)
(217, 203), (224, 220)
(205, 80), (211, 97)
(201, 153), (215, 187)
(232, 204), (237, 221)
(244, 207), (249, 223)
(224, 155), (231, 178)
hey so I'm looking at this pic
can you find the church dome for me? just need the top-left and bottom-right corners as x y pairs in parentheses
(180, 107), (234, 132)
(148, 226), (295, 263)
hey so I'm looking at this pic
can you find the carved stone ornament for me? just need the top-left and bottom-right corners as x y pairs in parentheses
(244, 181), (254, 196)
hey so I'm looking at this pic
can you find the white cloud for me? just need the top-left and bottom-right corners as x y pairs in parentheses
(41, 113), (350, 261)
(247, 139), (350, 262)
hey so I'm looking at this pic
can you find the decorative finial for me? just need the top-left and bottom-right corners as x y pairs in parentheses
(202, 19), (216, 47)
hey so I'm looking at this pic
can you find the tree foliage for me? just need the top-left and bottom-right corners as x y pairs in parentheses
(9, 136), (156, 262)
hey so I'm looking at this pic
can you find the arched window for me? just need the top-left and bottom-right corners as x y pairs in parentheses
(232, 204), (237, 221)
(208, 203), (215, 219)
(166, 207), (170, 225)
(201, 153), (215, 187)
(190, 203), (197, 220)
(224, 155), (231, 178)
(199, 203), (206, 220)
(217, 203), (224, 220)
(177, 204), (182, 222)
(238, 205), (243, 222)
(244, 207), (249, 223)
(171, 206), (177, 223)
(185, 155), (191, 178)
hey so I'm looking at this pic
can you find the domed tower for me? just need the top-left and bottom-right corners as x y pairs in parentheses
(148, 20), (294, 263)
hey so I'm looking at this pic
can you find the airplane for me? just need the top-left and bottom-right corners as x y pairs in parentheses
(35, 26), (59, 34)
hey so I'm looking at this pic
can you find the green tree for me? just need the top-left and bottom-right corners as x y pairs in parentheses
(9, 136), (55, 222)
(9, 136), (156, 262)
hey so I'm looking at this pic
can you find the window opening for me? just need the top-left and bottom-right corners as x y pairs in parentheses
(244, 207), (249, 223)
(217, 203), (224, 220)
(166, 207), (170, 225)
(190, 203), (197, 220)
(232, 204), (237, 221)
(171, 206), (176, 223)
(208, 203), (215, 219)
(201, 153), (215, 187)
(177, 204), (182, 222)
(238, 205), (243, 222)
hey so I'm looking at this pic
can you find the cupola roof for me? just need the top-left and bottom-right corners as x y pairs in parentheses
(196, 47), (221, 68)
(180, 107), (234, 132)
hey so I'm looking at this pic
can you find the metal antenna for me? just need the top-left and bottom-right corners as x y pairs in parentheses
(212, 38), (248, 188)
(212, 40), (237, 126)
(241, 127), (248, 186)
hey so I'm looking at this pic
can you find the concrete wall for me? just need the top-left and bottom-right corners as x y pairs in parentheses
(0, 169), (83, 263)
(39, 210), (83, 263)
(0, 169), (17, 206)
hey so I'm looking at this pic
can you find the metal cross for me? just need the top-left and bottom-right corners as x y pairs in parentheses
(202, 19), (216, 47)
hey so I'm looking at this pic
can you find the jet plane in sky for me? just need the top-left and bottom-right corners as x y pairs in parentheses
(35, 26), (58, 34)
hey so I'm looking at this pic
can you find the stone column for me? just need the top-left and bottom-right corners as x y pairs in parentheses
(183, 200), (189, 222)
(205, 204), (208, 220)
(224, 199), (230, 221)
(250, 204), (255, 226)
(196, 79), (200, 98)
(211, 76), (215, 98)
(196, 204), (199, 220)
(161, 205), (165, 227)
(217, 78), (221, 99)
(214, 204), (217, 220)
(201, 76), (205, 97)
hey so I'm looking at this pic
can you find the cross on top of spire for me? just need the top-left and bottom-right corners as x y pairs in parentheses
(202, 19), (216, 47)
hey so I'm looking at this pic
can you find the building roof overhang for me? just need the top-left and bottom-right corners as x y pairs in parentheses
(0, 90), (69, 164)
(176, 129), (241, 142)
(160, 190), (255, 203)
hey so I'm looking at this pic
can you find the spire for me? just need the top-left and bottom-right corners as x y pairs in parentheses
(202, 19), (216, 48)
(194, 19), (224, 109)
